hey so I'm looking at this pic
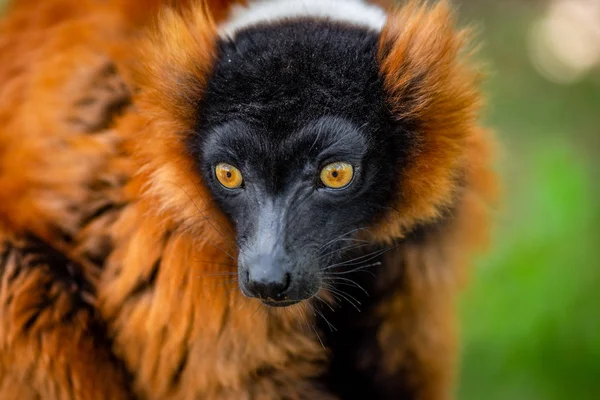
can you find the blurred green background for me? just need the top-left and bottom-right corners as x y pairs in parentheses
(1, 0), (598, 398)
(455, 0), (599, 399)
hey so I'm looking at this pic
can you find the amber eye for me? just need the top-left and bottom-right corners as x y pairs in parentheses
(215, 163), (243, 189)
(320, 162), (354, 189)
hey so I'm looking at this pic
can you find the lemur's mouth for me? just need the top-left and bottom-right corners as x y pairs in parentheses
(260, 299), (302, 308)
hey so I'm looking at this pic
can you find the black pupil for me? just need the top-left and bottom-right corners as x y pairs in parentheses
(332, 171), (339, 178)
(226, 171), (232, 178)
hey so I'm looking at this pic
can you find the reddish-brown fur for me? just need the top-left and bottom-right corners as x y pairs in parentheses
(0, 1), (497, 399)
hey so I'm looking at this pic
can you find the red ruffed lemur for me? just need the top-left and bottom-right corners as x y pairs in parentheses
(0, 0), (498, 398)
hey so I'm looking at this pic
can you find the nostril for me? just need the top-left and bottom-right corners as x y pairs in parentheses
(281, 272), (291, 294)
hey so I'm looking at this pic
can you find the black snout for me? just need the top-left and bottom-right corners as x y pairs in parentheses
(235, 199), (323, 307)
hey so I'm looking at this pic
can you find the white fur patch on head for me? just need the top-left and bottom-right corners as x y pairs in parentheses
(219, 0), (387, 37)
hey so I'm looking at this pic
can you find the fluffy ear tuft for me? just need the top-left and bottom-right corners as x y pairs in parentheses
(374, 0), (484, 239)
(124, 5), (223, 230)
(133, 5), (217, 126)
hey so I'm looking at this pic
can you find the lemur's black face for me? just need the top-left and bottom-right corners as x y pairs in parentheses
(190, 21), (410, 306)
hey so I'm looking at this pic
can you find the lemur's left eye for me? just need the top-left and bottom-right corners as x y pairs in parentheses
(320, 162), (354, 189)
(215, 163), (243, 189)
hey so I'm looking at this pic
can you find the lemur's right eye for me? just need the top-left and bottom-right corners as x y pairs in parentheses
(215, 163), (243, 189)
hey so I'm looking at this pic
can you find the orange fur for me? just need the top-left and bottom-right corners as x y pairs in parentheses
(372, 1), (490, 240)
(0, 0), (498, 399)
(0, 229), (132, 400)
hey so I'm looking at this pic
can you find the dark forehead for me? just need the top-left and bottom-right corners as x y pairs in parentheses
(195, 20), (390, 137)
